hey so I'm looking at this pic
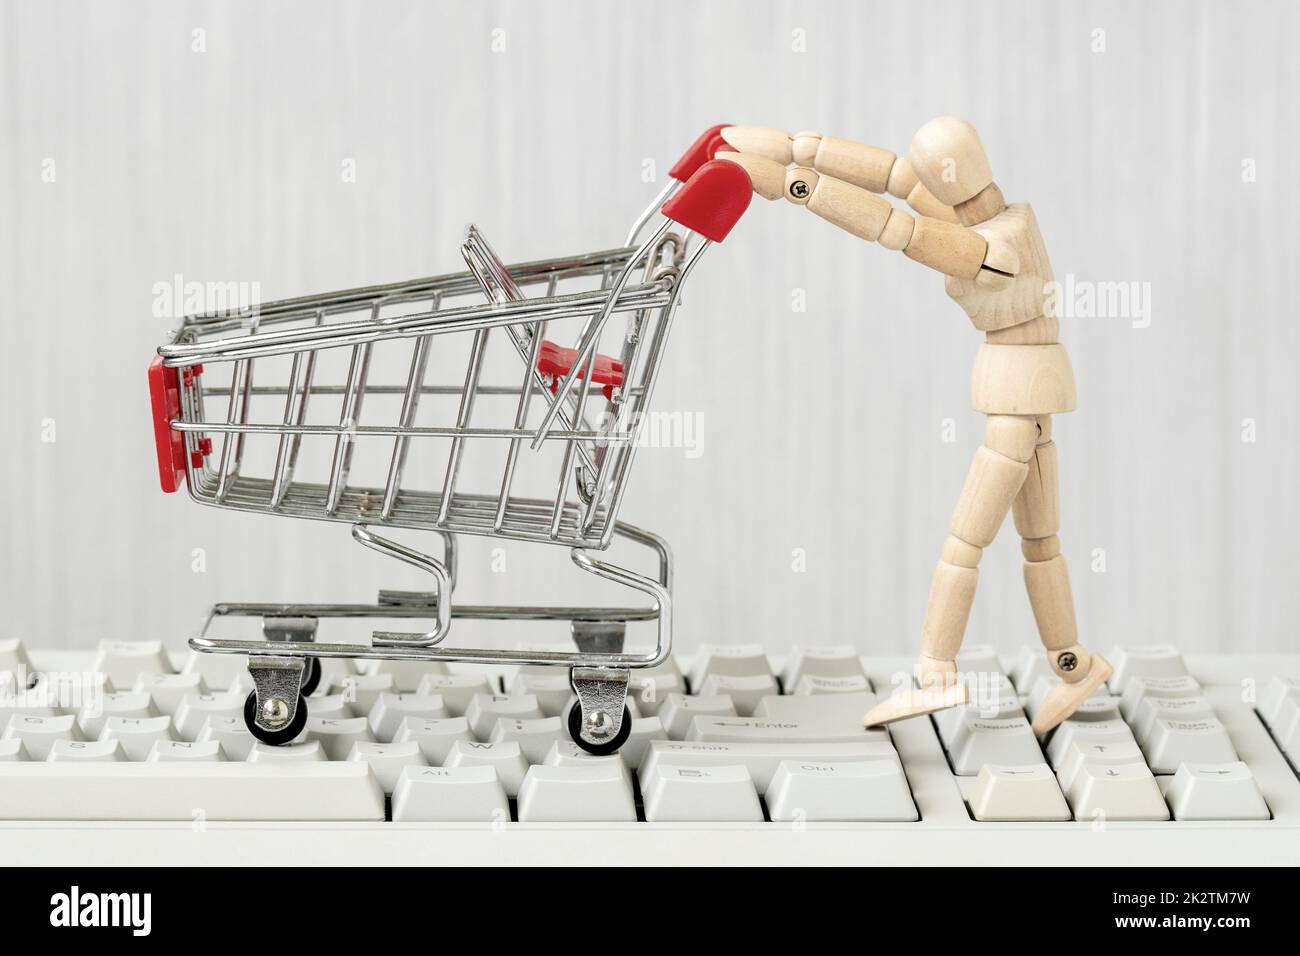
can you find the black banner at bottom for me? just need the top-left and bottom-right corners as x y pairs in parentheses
(0, 867), (1285, 941)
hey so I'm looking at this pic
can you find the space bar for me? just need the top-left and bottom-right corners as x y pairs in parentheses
(0, 763), (386, 821)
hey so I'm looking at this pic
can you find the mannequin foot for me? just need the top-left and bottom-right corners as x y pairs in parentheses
(863, 681), (970, 728)
(1030, 653), (1113, 736)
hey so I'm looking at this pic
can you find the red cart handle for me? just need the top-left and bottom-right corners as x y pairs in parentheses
(149, 357), (210, 493)
(661, 159), (752, 243)
(668, 124), (733, 182)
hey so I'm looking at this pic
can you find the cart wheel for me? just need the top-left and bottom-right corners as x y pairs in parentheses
(243, 690), (308, 746)
(299, 658), (322, 697)
(566, 700), (632, 756)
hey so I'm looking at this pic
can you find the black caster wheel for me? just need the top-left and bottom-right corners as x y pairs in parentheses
(243, 691), (308, 746)
(566, 700), (632, 756)
(299, 658), (322, 697)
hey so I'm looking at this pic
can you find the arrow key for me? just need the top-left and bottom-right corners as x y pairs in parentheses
(1165, 762), (1270, 820)
(1065, 759), (1170, 821)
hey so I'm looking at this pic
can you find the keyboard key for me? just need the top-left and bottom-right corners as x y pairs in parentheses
(935, 697), (1025, 752)
(78, 691), (157, 739)
(969, 764), (1070, 821)
(0, 686), (62, 726)
(464, 694), (544, 740)
(1066, 696), (1122, 722)
(640, 739), (899, 792)
(689, 645), (773, 691)
(964, 673), (1020, 710)
(1258, 676), (1300, 731)
(328, 673), (394, 715)
(489, 717), (566, 764)
(0, 762), (384, 819)
(955, 644), (1004, 677)
(764, 690), (875, 720)
(698, 674), (779, 716)
(642, 764), (763, 822)
(443, 740), (528, 797)
(767, 759), (917, 822)
(94, 640), (172, 688)
(517, 764), (637, 822)
(1055, 738), (1147, 791)
(0, 739), (29, 761)
(347, 740), (428, 794)
(1011, 646), (1053, 692)
(394, 717), (472, 764)
(618, 717), (667, 771)
(1120, 674), (1204, 722)
(49, 739), (125, 762)
(660, 694), (736, 739)
(133, 672), (206, 716)
(99, 715), (175, 761)
(305, 716), (375, 760)
(391, 765), (509, 822)
(362, 658), (449, 693)
(1259, 681), (1300, 754)
(368, 693), (448, 741)
(688, 716), (880, 745)
(180, 650), (249, 692)
(1166, 762), (1270, 820)
(950, 717), (1043, 775)
(1065, 760), (1170, 821)
(302, 693), (354, 720)
(1144, 719), (1238, 773)
(642, 656), (683, 680)
(4, 713), (81, 760)
(792, 675), (871, 695)
(0, 639), (32, 677)
(780, 646), (865, 690)
(1133, 695), (1217, 745)
(247, 742), (326, 762)
(1046, 719), (1136, 768)
(316, 656), (359, 691)
(750, 692), (889, 740)
(415, 674), (494, 716)
(196, 714), (256, 761)
(148, 740), (224, 762)
(1108, 644), (1189, 693)
(543, 742), (632, 783)
(506, 673), (572, 717)
(225, 671), (256, 696)
(628, 671), (686, 718)
(1277, 709), (1300, 756)
(174, 692), (244, 741)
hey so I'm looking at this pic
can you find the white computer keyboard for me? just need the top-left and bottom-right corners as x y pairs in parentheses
(0, 639), (1297, 866)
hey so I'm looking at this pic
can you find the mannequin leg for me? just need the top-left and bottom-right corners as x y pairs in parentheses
(1014, 416), (1112, 734)
(864, 415), (1039, 727)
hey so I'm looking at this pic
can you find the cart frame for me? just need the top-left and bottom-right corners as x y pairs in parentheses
(149, 130), (749, 752)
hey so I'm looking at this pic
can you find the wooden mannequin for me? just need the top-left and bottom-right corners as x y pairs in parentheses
(717, 118), (1111, 735)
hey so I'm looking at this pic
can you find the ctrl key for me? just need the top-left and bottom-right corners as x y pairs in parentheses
(391, 765), (510, 823)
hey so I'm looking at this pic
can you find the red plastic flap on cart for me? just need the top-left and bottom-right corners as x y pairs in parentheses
(661, 159), (752, 243)
(149, 356), (186, 493)
(669, 124), (731, 182)
(537, 340), (625, 400)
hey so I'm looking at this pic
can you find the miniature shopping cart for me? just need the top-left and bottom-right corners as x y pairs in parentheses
(148, 128), (750, 754)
